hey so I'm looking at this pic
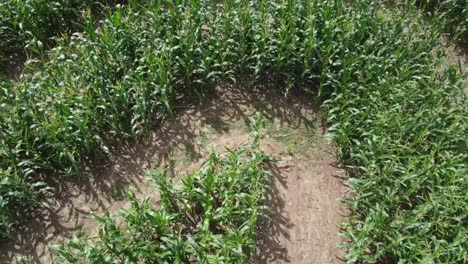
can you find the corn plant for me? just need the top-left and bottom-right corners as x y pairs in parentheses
(0, 0), (466, 262)
(320, 3), (468, 263)
(55, 114), (272, 263)
(0, 0), (124, 73)
(417, 0), (468, 43)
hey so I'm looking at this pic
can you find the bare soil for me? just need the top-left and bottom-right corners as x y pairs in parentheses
(0, 85), (347, 263)
(440, 37), (468, 95)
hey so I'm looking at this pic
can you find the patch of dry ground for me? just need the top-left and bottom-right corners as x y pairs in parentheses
(0, 86), (348, 263)
(441, 37), (467, 95)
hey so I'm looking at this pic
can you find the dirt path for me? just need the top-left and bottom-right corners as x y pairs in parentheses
(255, 138), (346, 264)
(0, 86), (347, 263)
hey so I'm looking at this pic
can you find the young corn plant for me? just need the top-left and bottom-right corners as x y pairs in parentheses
(417, 0), (468, 43)
(0, 0), (123, 73)
(320, 3), (468, 263)
(0, 1), (466, 262)
(55, 114), (272, 263)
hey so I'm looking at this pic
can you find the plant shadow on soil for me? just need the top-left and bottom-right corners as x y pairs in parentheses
(0, 84), (347, 264)
(254, 163), (293, 263)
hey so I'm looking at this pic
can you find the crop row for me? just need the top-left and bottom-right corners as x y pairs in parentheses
(0, 0), (466, 262)
(0, 0), (123, 74)
(418, 0), (468, 43)
(55, 115), (271, 263)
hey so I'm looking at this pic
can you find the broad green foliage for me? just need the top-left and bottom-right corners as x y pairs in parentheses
(56, 116), (271, 263)
(418, 0), (468, 42)
(0, 75), (51, 239)
(321, 4), (468, 262)
(0, 0), (466, 262)
(0, 0), (122, 72)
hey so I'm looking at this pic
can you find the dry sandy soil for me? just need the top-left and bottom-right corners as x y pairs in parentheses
(441, 38), (467, 95)
(0, 86), (348, 263)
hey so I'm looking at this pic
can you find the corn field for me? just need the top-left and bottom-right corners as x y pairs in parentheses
(418, 0), (468, 42)
(0, 0), (466, 263)
(0, 0), (124, 73)
(56, 114), (271, 263)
